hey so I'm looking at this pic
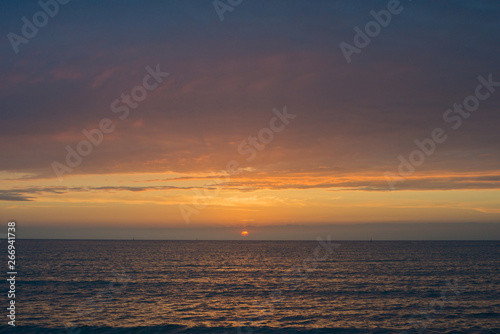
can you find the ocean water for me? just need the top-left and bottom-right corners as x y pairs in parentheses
(2, 240), (499, 333)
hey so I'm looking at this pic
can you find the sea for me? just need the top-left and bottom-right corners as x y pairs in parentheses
(1, 240), (499, 333)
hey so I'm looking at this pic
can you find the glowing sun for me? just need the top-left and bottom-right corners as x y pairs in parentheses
(241, 231), (249, 237)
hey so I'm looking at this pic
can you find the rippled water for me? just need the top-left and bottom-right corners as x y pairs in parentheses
(3, 240), (499, 333)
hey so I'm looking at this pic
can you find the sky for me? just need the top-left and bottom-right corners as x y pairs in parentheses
(0, 0), (499, 239)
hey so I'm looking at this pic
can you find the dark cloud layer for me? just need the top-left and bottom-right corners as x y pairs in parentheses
(0, 0), (499, 179)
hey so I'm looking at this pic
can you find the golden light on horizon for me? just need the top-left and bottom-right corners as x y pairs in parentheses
(241, 230), (249, 237)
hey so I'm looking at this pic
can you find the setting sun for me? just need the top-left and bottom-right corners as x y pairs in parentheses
(241, 231), (249, 237)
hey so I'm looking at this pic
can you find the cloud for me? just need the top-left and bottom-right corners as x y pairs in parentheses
(0, 193), (33, 201)
(1, 171), (500, 203)
(0, 187), (78, 201)
(1, 0), (500, 232)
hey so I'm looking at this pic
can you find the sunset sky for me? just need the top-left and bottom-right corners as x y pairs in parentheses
(1, 0), (499, 239)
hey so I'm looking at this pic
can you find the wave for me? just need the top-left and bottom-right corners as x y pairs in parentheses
(1, 326), (499, 334)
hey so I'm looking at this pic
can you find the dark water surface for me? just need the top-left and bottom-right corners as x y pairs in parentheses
(2, 240), (499, 333)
